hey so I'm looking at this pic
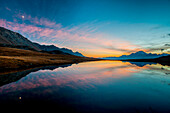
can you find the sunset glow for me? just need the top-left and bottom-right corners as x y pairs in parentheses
(0, 1), (170, 112)
(0, 0), (169, 57)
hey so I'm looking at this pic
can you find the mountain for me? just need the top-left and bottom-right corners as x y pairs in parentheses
(0, 27), (40, 51)
(33, 42), (84, 57)
(0, 26), (84, 57)
(103, 51), (169, 60)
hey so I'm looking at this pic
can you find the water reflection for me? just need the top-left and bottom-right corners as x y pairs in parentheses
(0, 64), (72, 87)
(0, 61), (170, 112)
(0, 61), (142, 92)
(123, 61), (157, 67)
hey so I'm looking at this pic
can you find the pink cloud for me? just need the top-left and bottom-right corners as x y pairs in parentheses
(0, 19), (99, 46)
(39, 28), (54, 37)
(0, 19), (43, 39)
(0, 17), (142, 57)
(15, 13), (62, 28)
(5, 7), (11, 11)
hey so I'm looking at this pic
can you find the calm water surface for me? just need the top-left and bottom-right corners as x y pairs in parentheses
(0, 61), (170, 112)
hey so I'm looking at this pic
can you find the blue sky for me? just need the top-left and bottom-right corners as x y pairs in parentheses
(0, 0), (170, 57)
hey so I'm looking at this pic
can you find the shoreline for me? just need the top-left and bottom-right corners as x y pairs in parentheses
(0, 47), (169, 75)
(0, 64), (73, 86)
(0, 57), (100, 75)
(0, 47), (100, 75)
(0, 59), (101, 75)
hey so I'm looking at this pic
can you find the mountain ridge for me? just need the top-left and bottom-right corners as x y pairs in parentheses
(103, 51), (169, 60)
(0, 27), (40, 51)
(33, 42), (84, 57)
(0, 26), (84, 57)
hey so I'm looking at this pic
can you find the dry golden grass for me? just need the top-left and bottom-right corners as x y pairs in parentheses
(0, 47), (98, 74)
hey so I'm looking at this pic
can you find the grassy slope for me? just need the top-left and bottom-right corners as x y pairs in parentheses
(0, 47), (98, 75)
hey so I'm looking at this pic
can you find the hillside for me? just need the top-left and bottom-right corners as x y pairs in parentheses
(0, 47), (98, 75)
(0, 27), (40, 51)
(33, 42), (84, 57)
(0, 27), (84, 56)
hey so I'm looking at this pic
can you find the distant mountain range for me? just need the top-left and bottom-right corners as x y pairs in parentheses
(103, 51), (169, 60)
(33, 42), (84, 56)
(0, 27), (84, 57)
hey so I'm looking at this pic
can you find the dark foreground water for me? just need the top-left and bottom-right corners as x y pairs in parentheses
(0, 61), (170, 113)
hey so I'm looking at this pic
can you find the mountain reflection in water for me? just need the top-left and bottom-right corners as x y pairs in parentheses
(0, 61), (170, 113)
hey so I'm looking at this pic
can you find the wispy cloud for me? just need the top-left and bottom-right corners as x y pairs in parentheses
(0, 14), (148, 57)
(15, 13), (62, 28)
(145, 44), (170, 53)
(5, 7), (11, 11)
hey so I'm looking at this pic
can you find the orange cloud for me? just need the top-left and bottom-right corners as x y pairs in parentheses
(0, 17), (145, 57)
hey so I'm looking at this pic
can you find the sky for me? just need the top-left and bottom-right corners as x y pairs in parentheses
(0, 0), (170, 57)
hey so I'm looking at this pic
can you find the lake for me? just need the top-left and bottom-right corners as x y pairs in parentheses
(0, 61), (170, 113)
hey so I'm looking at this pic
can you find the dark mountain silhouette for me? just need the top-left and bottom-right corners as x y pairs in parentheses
(0, 26), (84, 56)
(0, 27), (40, 51)
(33, 42), (84, 57)
(103, 51), (169, 60)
